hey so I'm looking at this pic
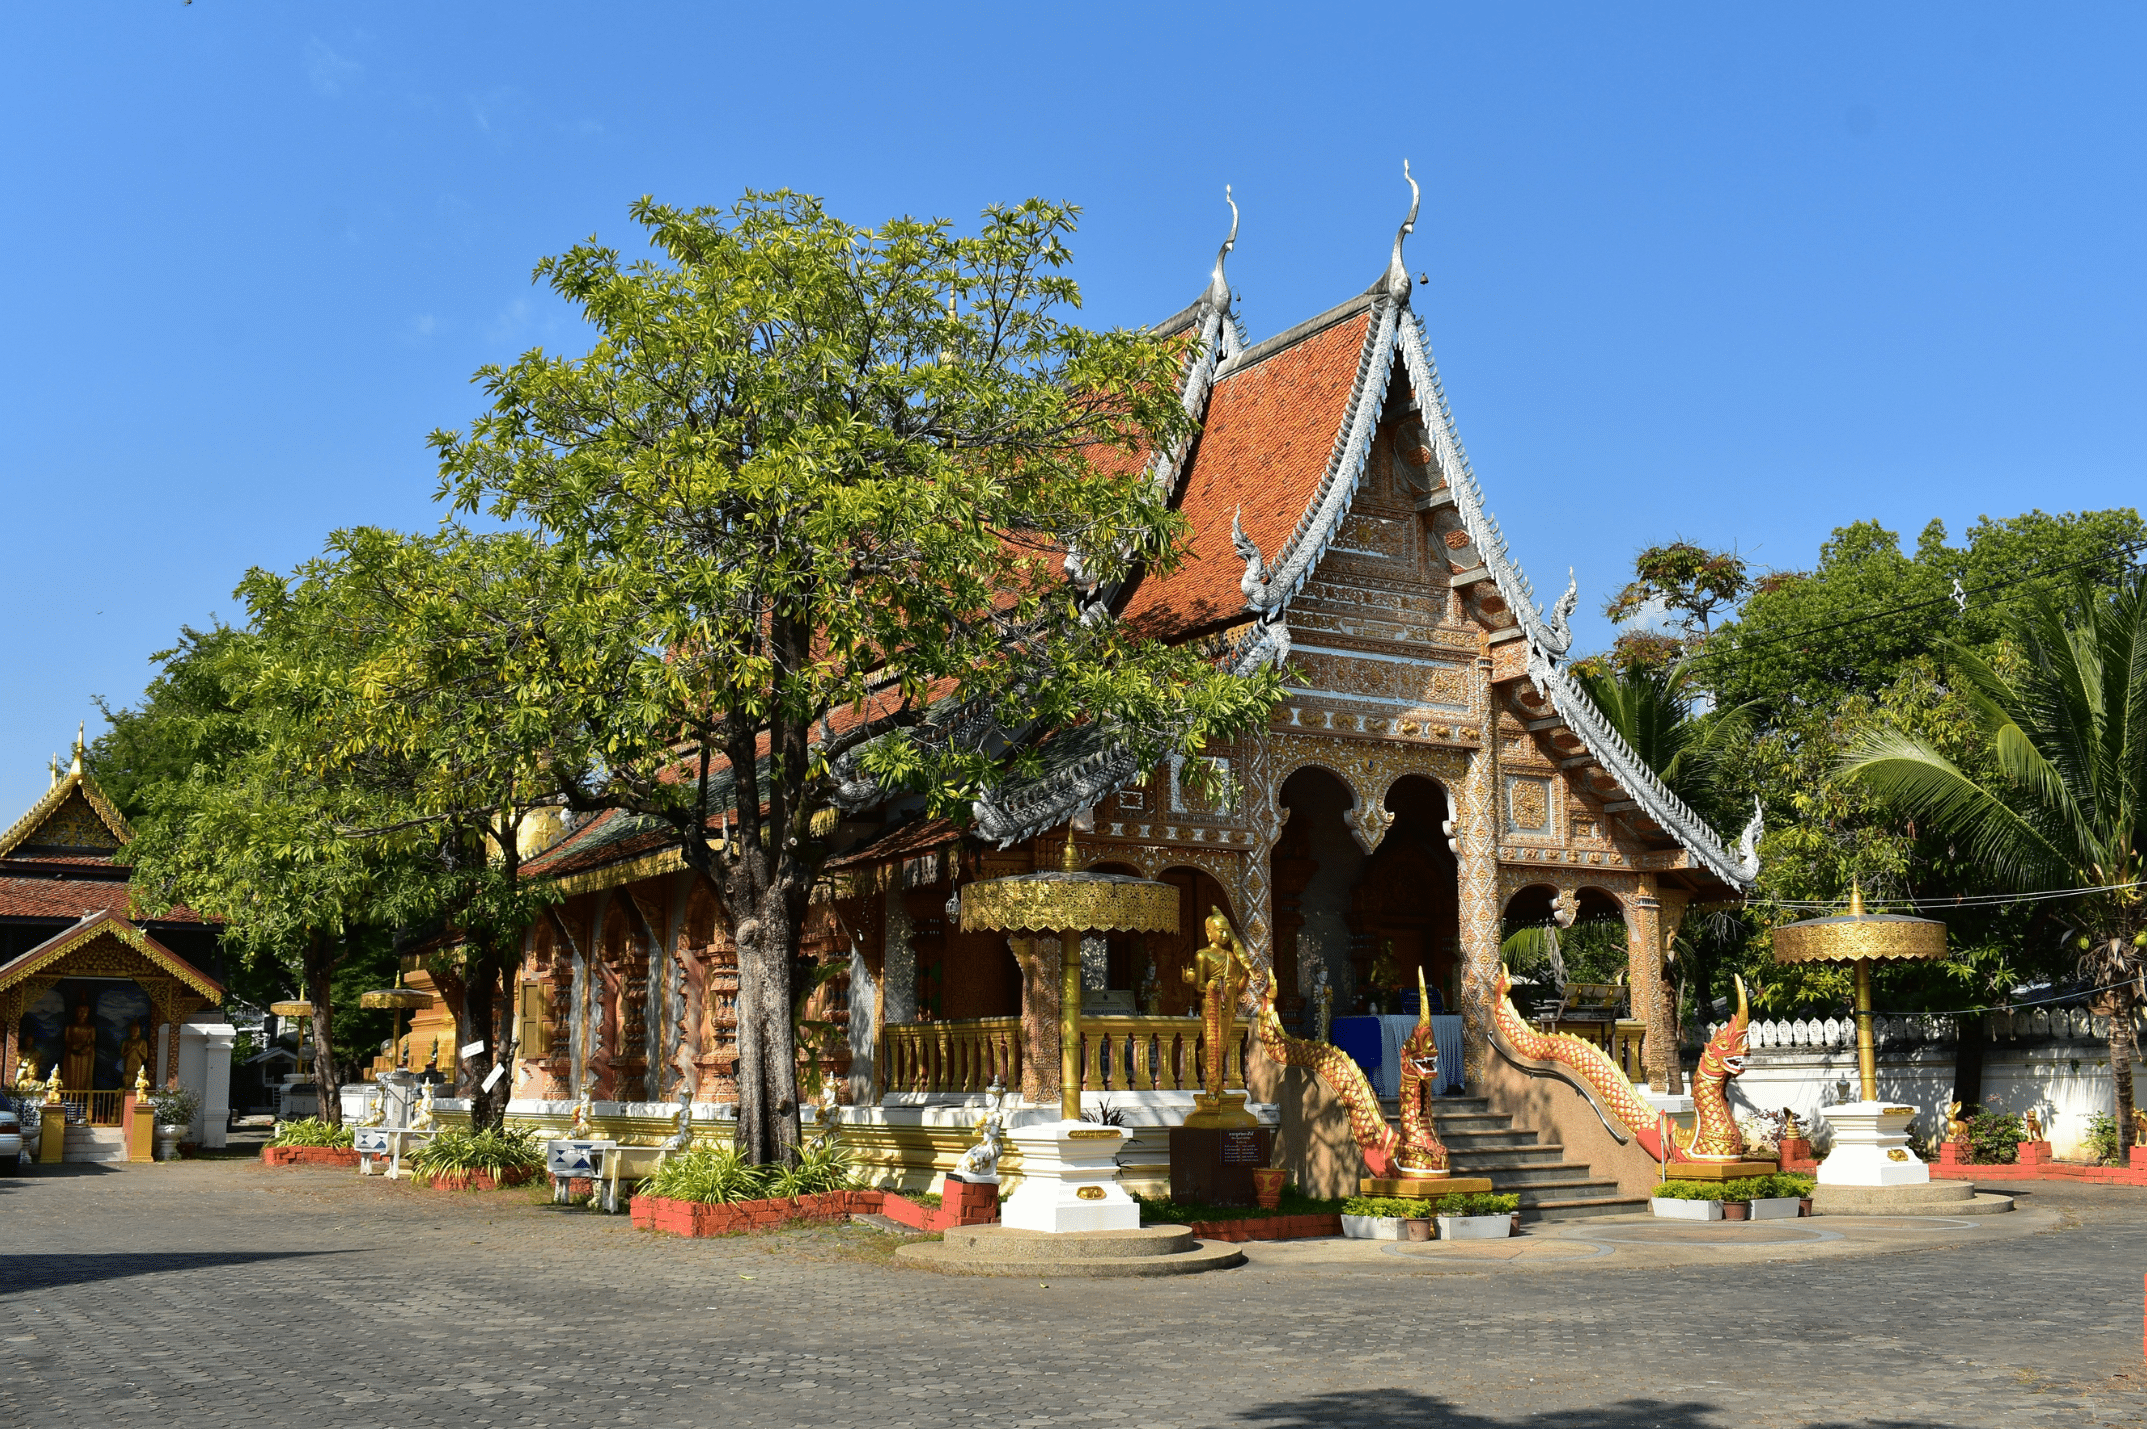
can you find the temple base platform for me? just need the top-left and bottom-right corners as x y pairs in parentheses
(894, 1224), (1244, 1277)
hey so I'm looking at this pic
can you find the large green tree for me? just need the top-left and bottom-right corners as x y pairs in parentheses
(1842, 577), (2147, 1149)
(239, 527), (588, 1130)
(431, 191), (1280, 1163)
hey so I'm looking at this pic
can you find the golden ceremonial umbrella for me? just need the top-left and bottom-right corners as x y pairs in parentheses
(1772, 886), (1947, 1102)
(268, 999), (315, 1076)
(358, 986), (432, 1069)
(959, 831), (1179, 1120)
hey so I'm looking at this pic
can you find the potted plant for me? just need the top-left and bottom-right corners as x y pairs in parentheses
(1649, 1180), (1724, 1220)
(1434, 1191), (1521, 1240)
(148, 1087), (200, 1161)
(1340, 1194), (1430, 1239)
(1746, 1172), (1813, 1220)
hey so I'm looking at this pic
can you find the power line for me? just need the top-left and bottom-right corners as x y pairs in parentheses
(1766, 879), (2147, 913)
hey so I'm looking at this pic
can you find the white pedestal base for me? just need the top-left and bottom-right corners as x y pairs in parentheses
(1816, 1101), (1931, 1187)
(1001, 1120), (1138, 1233)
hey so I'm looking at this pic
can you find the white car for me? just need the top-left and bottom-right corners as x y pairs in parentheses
(0, 1094), (22, 1172)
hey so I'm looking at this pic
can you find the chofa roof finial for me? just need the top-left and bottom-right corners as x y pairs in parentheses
(71, 723), (84, 777)
(1383, 159), (1420, 304)
(1204, 184), (1239, 314)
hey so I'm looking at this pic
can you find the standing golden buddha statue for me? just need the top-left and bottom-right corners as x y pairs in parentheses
(1181, 907), (1256, 1129)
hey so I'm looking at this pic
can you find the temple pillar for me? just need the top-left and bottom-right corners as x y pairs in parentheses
(846, 940), (878, 1107)
(881, 884), (916, 1026)
(1626, 880), (1684, 1095)
(1011, 934), (1060, 1109)
(1455, 653), (1503, 1087)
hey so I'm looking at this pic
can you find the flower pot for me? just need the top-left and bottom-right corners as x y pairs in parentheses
(1252, 1167), (1286, 1210)
(1435, 1213), (1512, 1240)
(1649, 1196), (1722, 1220)
(1748, 1195), (1801, 1221)
(1722, 1201), (1749, 1221)
(1799, 1197), (1813, 1217)
(1340, 1214), (1405, 1240)
(154, 1125), (187, 1162)
(1402, 1218), (1433, 1241)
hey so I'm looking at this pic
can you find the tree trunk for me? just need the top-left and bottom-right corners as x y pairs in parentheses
(731, 879), (803, 1165)
(2112, 983), (2137, 1156)
(302, 929), (343, 1128)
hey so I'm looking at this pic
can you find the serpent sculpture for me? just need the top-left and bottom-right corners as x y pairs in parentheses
(1490, 965), (1754, 1164)
(1244, 921), (1448, 1178)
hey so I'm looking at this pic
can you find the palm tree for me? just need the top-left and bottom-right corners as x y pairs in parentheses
(1842, 576), (2146, 1152)
(1572, 660), (1748, 820)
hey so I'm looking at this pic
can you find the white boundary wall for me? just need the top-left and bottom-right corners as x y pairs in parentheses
(1713, 1011), (2138, 1162)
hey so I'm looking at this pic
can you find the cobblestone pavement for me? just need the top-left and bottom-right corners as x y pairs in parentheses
(4, 1161), (2145, 1428)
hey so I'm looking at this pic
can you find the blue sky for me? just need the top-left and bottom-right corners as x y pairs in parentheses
(3, 5), (2142, 817)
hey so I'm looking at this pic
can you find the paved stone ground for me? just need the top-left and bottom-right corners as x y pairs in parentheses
(4, 1161), (2146, 1428)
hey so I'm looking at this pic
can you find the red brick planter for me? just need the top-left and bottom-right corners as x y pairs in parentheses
(1932, 1159), (2147, 1187)
(261, 1146), (360, 1169)
(415, 1166), (539, 1191)
(1182, 1214), (1343, 1243)
(630, 1189), (889, 1237)
(879, 1180), (1002, 1232)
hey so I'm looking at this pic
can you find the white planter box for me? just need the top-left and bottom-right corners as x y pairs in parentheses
(1748, 1195), (1801, 1220)
(1340, 1214), (1406, 1240)
(1650, 1196), (1723, 1220)
(1435, 1213), (1512, 1240)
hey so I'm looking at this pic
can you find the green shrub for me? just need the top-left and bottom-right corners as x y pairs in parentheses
(1720, 1176), (1770, 1202)
(1761, 1172), (1816, 1197)
(1962, 1110), (2025, 1164)
(1434, 1192), (1520, 1217)
(409, 1126), (544, 1179)
(1342, 1195), (1433, 1218)
(2086, 1113), (2120, 1166)
(1652, 1180), (1725, 1201)
(268, 1117), (353, 1149)
(149, 1086), (201, 1129)
(645, 1145), (769, 1204)
(642, 1133), (856, 1205)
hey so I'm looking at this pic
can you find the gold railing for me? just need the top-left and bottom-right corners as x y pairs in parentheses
(880, 1016), (1245, 1097)
(881, 1017), (1023, 1095)
(56, 1090), (124, 1126)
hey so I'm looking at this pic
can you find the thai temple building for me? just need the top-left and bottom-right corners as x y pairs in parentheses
(486, 177), (1762, 1214)
(0, 736), (233, 1152)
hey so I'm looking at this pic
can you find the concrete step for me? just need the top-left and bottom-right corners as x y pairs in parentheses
(1446, 1144), (1567, 1168)
(1460, 1160), (1608, 1186)
(1436, 1129), (1543, 1150)
(1521, 1196), (1651, 1222)
(1426, 1113), (1515, 1135)
(1512, 1179), (1625, 1207)
(899, 1225), (1245, 1278)
(63, 1126), (127, 1164)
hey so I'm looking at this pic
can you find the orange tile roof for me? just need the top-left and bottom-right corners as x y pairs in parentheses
(1119, 306), (1374, 641)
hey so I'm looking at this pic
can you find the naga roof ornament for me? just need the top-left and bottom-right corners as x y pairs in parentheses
(1203, 184), (1238, 318)
(1382, 160), (1419, 305)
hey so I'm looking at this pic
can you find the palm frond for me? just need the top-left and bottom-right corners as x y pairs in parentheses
(1839, 728), (2074, 892)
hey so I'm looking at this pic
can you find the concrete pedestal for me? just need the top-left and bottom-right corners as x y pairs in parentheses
(1002, 1120), (1137, 1233)
(1816, 1101), (1929, 1186)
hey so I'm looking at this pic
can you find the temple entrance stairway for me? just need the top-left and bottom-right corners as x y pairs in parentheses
(63, 1125), (128, 1164)
(1379, 1096), (1648, 1221)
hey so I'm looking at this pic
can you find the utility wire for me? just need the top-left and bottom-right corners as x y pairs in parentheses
(1725, 973), (2146, 1024)
(1676, 537), (2147, 667)
(1766, 879), (2147, 912)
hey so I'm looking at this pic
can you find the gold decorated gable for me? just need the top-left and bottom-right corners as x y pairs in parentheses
(1771, 914), (1947, 965)
(958, 871), (1180, 935)
(0, 913), (224, 1001)
(0, 765), (131, 858)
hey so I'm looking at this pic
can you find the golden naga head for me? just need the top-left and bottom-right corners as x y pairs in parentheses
(1698, 975), (1752, 1080)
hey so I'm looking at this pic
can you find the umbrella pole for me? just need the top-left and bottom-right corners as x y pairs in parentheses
(1854, 959), (1877, 1103)
(1060, 928), (1083, 1122)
